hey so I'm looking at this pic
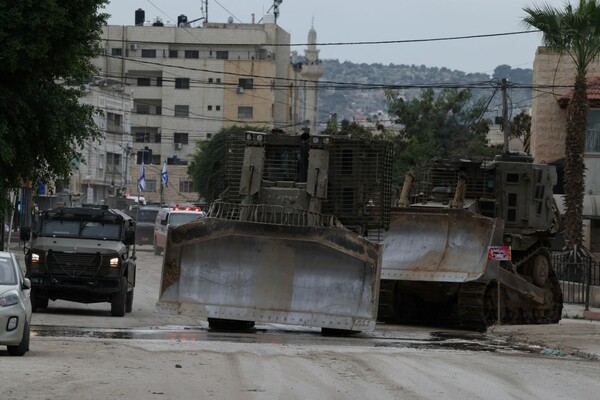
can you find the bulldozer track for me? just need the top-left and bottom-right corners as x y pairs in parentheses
(455, 247), (563, 330)
(457, 282), (496, 331)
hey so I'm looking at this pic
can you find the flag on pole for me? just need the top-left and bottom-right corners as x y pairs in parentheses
(137, 160), (146, 192)
(161, 160), (169, 188)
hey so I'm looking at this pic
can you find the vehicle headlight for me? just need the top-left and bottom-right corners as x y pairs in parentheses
(0, 291), (19, 307)
(31, 252), (40, 264)
(109, 257), (120, 268)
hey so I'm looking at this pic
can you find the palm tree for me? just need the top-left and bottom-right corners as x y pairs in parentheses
(523, 0), (600, 253)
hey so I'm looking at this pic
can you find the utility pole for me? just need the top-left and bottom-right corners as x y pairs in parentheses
(501, 78), (510, 154)
(123, 144), (131, 194)
(160, 177), (164, 207)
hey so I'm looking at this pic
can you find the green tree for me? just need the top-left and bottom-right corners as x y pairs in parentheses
(509, 110), (532, 152)
(523, 0), (600, 251)
(386, 88), (493, 182)
(0, 1), (107, 239)
(188, 126), (267, 202)
(324, 113), (339, 135)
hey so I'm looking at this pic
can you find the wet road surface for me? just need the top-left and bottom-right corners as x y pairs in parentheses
(32, 323), (538, 355)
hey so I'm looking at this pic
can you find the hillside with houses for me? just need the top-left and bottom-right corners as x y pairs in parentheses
(318, 60), (533, 124)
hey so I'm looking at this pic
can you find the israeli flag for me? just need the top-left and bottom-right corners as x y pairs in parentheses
(137, 160), (146, 192)
(161, 160), (169, 188)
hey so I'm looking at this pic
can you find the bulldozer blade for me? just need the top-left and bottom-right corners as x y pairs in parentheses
(157, 218), (381, 332)
(382, 208), (504, 282)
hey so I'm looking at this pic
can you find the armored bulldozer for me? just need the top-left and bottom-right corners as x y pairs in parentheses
(379, 153), (563, 330)
(157, 131), (393, 332)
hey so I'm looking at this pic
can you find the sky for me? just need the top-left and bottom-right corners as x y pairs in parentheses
(103, 0), (570, 75)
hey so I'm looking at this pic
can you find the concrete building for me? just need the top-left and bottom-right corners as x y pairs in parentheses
(73, 80), (133, 205)
(92, 10), (292, 204)
(530, 47), (600, 254)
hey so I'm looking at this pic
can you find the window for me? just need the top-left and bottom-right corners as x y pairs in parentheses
(238, 78), (254, 89)
(216, 105), (221, 111)
(207, 105), (213, 111)
(175, 78), (190, 89)
(169, 50), (178, 58)
(185, 50), (199, 59)
(135, 100), (161, 115)
(586, 109), (600, 152)
(141, 49), (156, 58)
(174, 105), (189, 117)
(206, 133), (212, 139)
(106, 113), (123, 133)
(145, 179), (157, 192)
(216, 51), (229, 60)
(208, 78), (214, 83)
(151, 154), (161, 165)
(174, 132), (189, 144)
(112, 48), (122, 56)
(156, 77), (163, 87)
(137, 77), (151, 86)
(136, 104), (150, 114)
(135, 132), (149, 143)
(238, 106), (253, 119)
(106, 152), (122, 175)
(179, 180), (194, 192)
(216, 78), (221, 83)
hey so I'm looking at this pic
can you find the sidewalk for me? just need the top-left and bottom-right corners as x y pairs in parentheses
(489, 303), (600, 360)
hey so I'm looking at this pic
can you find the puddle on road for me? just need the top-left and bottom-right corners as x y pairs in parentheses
(31, 325), (536, 354)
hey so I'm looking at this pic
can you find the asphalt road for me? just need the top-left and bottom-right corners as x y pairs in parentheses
(1, 245), (599, 400)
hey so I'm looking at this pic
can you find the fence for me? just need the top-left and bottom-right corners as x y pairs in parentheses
(552, 252), (600, 307)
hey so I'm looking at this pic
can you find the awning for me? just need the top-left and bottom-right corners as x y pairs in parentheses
(554, 195), (600, 219)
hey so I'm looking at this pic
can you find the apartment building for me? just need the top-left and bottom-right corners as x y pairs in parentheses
(73, 80), (133, 205)
(92, 12), (292, 205)
(530, 47), (600, 254)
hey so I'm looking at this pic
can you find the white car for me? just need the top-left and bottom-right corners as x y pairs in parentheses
(0, 251), (32, 356)
(153, 206), (206, 255)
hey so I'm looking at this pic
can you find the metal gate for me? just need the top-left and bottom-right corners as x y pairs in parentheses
(552, 252), (599, 307)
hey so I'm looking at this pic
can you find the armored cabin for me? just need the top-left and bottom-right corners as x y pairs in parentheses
(211, 131), (393, 240)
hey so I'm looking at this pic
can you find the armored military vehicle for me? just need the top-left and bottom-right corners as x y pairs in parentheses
(157, 131), (393, 332)
(22, 206), (137, 316)
(379, 153), (563, 330)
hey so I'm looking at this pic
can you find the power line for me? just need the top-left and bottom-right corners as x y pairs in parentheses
(100, 29), (542, 47)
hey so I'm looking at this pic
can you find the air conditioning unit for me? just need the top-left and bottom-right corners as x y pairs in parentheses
(236, 86), (244, 94)
(174, 142), (182, 150)
(129, 43), (138, 51)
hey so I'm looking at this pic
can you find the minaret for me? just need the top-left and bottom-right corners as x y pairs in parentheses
(301, 22), (323, 135)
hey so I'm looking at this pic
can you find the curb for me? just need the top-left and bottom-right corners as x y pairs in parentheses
(583, 310), (600, 321)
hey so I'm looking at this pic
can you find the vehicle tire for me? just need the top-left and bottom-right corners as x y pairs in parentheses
(7, 321), (30, 356)
(31, 288), (49, 312)
(126, 288), (134, 313)
(111, 277), (127, 317)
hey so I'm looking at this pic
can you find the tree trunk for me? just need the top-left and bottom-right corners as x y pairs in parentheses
(564, 73), (588, 252)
